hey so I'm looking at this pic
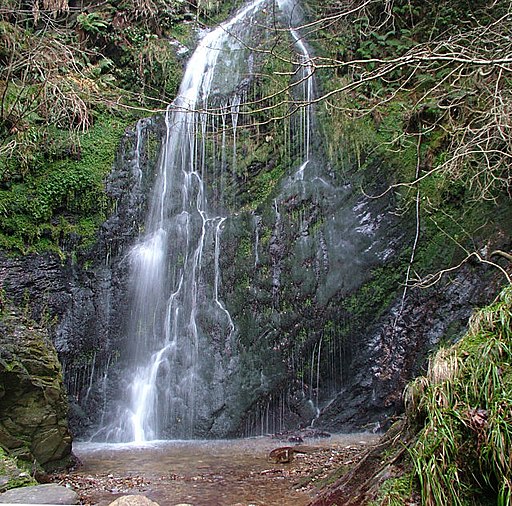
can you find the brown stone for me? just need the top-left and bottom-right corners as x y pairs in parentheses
(108, 496), (160, 506)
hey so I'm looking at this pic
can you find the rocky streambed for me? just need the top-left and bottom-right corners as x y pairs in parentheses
(50, 433), (379, 505)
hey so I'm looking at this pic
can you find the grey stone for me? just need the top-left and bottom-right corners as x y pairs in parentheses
(0, 483), (78, 504)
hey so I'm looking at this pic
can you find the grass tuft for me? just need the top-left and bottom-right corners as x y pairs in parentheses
(402, 285), (512, 505)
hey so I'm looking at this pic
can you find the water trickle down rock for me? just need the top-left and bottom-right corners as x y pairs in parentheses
(1, 0), (505, 444)
(89, 0), (401, 439)
(92, 0), (274, 442)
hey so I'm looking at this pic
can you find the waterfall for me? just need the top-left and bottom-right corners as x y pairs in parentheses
(276, 0), (314, 181)
(94, 0), (314, 442)
(290, 28), (313, 178)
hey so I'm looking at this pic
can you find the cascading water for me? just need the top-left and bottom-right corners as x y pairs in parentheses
(94, 0), (315, 443)
(277, 0), (314, 181)
(290, 27), (314, 181)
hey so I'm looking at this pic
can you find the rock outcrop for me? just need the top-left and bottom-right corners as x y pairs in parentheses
(0, 308), (73, 470)
(315, 262), (506, 432)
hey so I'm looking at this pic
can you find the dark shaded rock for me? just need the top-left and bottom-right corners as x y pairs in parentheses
(0, 483), (78, 504)
(0, 254), (71, 322)
(315, 263), (506, 432)
(0, 309), (73, 470)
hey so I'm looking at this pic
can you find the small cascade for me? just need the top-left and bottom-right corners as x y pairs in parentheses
(231, 95), (242, 174)
(214, 217), (235, 339)
(242, 392), (288, 436)
(290, 28), (314, 163)
(83, 351), (96, 405)
(271, 199), (283, 307)
(134, 120), (144, 182)
(308, 336), (322, 419)
(277, 0), (315, 181)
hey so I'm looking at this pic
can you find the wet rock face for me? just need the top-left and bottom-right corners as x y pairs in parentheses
(214, 161), (409, 436)
(0, 119), (163, 439)
(55, 117), (165, 436)
(0, 309), (73, 470)
(0, 109), (507, 441)
(0, 254), (72, 322)
(315, 264), (504, 432)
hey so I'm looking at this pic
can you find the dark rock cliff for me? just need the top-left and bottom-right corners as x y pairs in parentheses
(315, 262), (507, 432)
(1, 10), (511, 441)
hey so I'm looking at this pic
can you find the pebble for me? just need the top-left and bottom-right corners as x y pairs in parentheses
(108, 495), (160, 505)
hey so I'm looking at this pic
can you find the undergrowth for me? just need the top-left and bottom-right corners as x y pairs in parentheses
(378, 285), (512, 505)
(0, 112), (137, 255)
(0, 0), (247, 256)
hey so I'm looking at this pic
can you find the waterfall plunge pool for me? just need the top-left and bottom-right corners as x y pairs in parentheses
(65, 434), (379, 505)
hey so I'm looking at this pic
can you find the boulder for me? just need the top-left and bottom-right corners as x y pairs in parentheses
(0, 308), (73, 470)
(0, 483), (78, 504)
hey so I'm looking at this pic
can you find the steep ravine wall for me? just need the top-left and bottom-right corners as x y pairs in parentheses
(1, 134), (508, 443)
(315, 263), (506, 432)
(0, 116), (165, 440)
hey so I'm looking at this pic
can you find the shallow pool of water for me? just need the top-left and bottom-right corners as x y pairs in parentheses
(72, 434), (378, 505)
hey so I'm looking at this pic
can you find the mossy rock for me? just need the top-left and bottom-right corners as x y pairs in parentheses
(0, 308), (73, 471)
(0, 446), (37, 492)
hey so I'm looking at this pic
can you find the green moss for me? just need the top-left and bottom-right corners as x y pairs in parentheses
(0, 0), (192, 256)
(0, 112), (140, 255)
(414, 196), (512, 280)
(168, 22), (193, 43)
(342, 264), (404, 322)
(371, 474), (414, 506)
(0, 447), (37, 492)
(314, 463), (352, 490)
(237, 237), (253, 260)
(245, 164), (286, 209)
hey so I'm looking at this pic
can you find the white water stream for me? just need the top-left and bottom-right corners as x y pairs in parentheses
(96, 0), (315, 443)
